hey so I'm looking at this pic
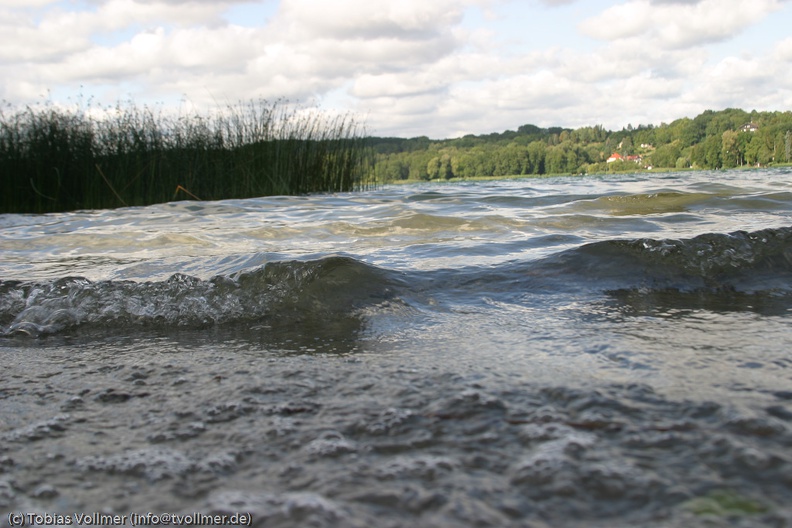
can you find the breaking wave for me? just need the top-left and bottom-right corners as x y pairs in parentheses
(0, 256), (401, 338)
(542, 226), (792, 293)
(3, 227), (792, 338)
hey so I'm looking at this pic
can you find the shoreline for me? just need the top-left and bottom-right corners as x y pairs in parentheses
(380, 162), (792, 186)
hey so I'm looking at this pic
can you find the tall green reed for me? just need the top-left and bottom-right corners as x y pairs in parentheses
(0, 99), (372, 213)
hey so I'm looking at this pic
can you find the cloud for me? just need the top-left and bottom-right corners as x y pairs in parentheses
(0, 0), (790, 138)
(536, 0), (578, 5)
(0, 0), (232, 63)
(776, 37), (792, 62)
(0, 0), (55, 6)
(0, 0), (485, 105)
(580, 0), (784, 48)
(277, 0), (469, 40)
(41, 25), (260, 85)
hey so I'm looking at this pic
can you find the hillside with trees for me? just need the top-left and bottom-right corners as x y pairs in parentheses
(367, 108), (792, 182)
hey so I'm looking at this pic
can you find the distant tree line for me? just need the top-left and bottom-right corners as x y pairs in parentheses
(367, 108), (792, 182)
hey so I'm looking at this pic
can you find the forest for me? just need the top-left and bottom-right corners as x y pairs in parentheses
(367, 108), (792, 182)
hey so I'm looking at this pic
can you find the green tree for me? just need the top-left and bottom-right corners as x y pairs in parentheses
(745, 133), (765, 166)
(619, 136), (634, 156)
(494, 144), (527, 176)
(468, 146), (495, 176)
(427, 154), (453, 179)
(653, 121), (674, 146)
(703, 135), (722, 169)
(650, 142), (681, 168)
(526, 141), (546, 174)
(376, 155), (409, 181)
(367, 107), (792, 182)
(426, 157), (440, 180)
(736, 132), (752, 165)
(545, 145), (565, 174)
(721, 130), (739, 169)
(456, 151), (480, 178)
(408, 150), (434, 180)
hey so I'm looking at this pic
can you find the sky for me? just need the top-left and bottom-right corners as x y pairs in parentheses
(1, 0), (791, 138)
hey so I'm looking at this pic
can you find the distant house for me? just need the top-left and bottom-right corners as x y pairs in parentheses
(607, 152), (642, 163)
(740, 123), (759, 133)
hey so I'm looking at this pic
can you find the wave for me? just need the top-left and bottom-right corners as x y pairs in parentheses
(3, 227), (792, 338)
(0, 256), (402, 338)
(536, 226), (792, 293)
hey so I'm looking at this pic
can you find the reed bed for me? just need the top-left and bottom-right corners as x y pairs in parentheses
(0, 99), (372, 213)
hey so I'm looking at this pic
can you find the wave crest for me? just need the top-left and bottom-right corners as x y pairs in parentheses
(4, 227), (792, 338)
(538, 227), (792, 294)
(0, 256), (398, 338)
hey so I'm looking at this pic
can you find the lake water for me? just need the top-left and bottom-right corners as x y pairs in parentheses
(2, 169), (792, 527)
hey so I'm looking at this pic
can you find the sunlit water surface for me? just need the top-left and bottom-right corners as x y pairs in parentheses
(2, 169), (792, 527)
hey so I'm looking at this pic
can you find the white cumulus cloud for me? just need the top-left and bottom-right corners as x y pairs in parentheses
(0, 0), (790, 137)
(580, 0), (784, 48)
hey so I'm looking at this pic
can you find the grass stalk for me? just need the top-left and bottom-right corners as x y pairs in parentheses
(0, 99), (372, 214)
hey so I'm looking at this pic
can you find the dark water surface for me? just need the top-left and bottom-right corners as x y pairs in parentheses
(2, 170), (792, 526)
